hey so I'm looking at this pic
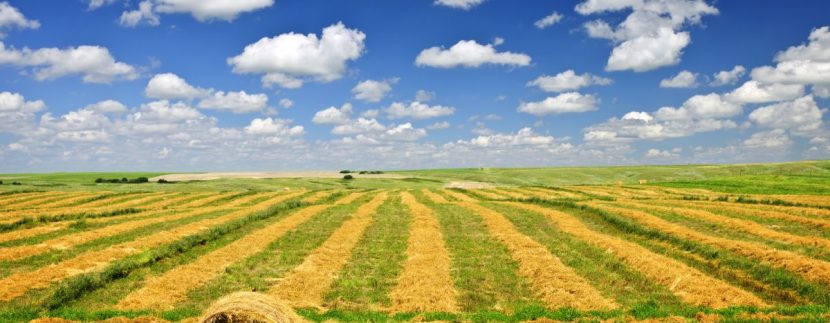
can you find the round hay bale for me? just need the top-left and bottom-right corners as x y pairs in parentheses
(200, 292), (306, 323)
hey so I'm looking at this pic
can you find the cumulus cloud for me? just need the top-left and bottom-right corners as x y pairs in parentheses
(244, 117), (304, 136)
(228, 22), (365, 88)
(744, 129), (792, 150)
(119, 0), (273, 26)
(84, 100), (128, 114)
(748, 95), (825, 136)
(725, 81), (804, 104)
(0, 42), (137, 83)
(577, 0), (718, 72)
(0, 2), (39, 31)
(584, 93), (740, 144)
(87, 0), (118, 10)
(645, 148), (680, 158)
(312, 103), (353, 125)
(385, 101), (455, 120)
(415, 90), (435, 102)
(660, 70), (698, 88)
(527, 70), (612, 92)
(434, 0), (484, 10)
(747, 26), (830, 98)
(120, 1), (160, 27)
(0, 91), (45, 133)
(278, 98), (294, 108)
(415, 39), (531, 68)
(518, 92), (599, 116)
(454, 127), (560, 148)
(535, 11), (563, 29)
(427, 121), (451, 130)
(711, 65), (745, 86)
(145, 73), (210, 100)
(352, 78), (398, 102)
(198, 91), (269, 114)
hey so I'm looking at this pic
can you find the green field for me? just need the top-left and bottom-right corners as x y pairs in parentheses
(1, 160), (830, 322)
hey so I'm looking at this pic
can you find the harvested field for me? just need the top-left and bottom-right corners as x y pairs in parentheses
(3, 178), (830, 322)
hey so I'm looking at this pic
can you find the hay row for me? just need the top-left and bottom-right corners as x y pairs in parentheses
(668, 200), (830, 229)
(0, 192), (72, 210)
(0, 192), (50, 206)
(141, 192), (218, 210)
(521, 187), (584, 199)
(0, 194), (300, 301)
(420, 189), (448, 204)
(77, 192), (165, 209)
(469, 189), (509, 200)
(441, 190), (476, 202)
(0, 222), (70, 244)
(221, 192), (283, 208)
(21, 192), (103, 210)
(504, 202), (766, 308)
(588, 203), (830, 286)
(9, 192), (82, 210)
(455, 201), (617, 310)
(565, 186), (616, 199)
(103, 192), (182, 210)
(334, 191), (366, 205)
(173, 192), (243, 209)
(115, 198), (348, 310)
(271, 192), (388, 307)
(301, 190), (335, 204)
(0, 208), (205, 261)
(388, 192), (457, 312)
(615, 200), (830, 251)
(489, 188), (528, 199)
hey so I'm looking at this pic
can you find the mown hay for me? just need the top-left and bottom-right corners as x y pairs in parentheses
(200, 292), (306, 323)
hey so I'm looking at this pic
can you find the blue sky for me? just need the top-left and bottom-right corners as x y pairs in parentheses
(0, 0), (828, 172)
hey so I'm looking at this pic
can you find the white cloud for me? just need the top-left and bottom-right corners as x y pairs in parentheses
(606, 28), (690, 72)
(657, 93), (742, 120)
(119, 1), (160, 27)
(725, 80), (804, 104)
(518, 92), (599, 116)
(198, 91), (268, 114)
(244, 117), (304, 136)
(711, 65), (745, 86)
(312, 103), (353, 125)
(744, 129), (792, 150)
(352, 78), (398, 102)
(84, 100), (128, 114)
(415, 39), (531, 68)
(434, 0), (484, 10)
(535, 11), (563, 29)
(0, 42), (137, 83)
(361, 109), (379, 118)
(39, 109), (112, 143)
(278, 98), (294, 108)
(645, 148), (680, 158)
(0, 2), (39, 30)
(746, 26), (830, 98)
(228, 22), (365, 88)
(427, 121), (450, 130)
(119, 0), (273, 26)
(578, 0), (718, 72)
(88, 0), (118, 10)
(0, 91), (44, 133)
(332, 117), (385, 135)
(415, 90), (435, 102)
(456, 127), (557, 148)
(660, 70), (698, 88)
(385, 101), (455, 120)
(383, 123), (427, 141)
(748, 95), (825, 136)
(527, 70), (612, 92)
(145, 73), (209, 100)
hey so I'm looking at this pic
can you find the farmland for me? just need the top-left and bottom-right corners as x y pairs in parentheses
(2, 161), (830, 322)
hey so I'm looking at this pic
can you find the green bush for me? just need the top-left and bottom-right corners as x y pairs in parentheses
(343, 174), (354, 180)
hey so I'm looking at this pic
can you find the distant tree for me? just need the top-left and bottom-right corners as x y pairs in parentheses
(135, 177), (149, 183)
(11, 181), (21, 186)
(0, 180), (3, 185)
(158, 179), (169, 184)
(95, 178), (104, 183)
(121, 177), (128, 183)
(339, 170), (352, 174)
(343, 175), (354, 180)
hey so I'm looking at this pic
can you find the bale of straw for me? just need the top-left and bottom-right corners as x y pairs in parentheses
(200, 292), (306, 323)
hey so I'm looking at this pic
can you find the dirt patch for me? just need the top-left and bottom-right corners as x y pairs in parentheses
(443, 181), (495, 189)
(151, 171), (404, 182)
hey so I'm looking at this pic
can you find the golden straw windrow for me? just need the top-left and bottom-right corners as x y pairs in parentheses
(490, 188), (530, 199)
(0, 222), (70, 244)
(0, 191), (72, 210)
(0, 208), (206, 261)
(521, 187), (585, 199)
(615, 200), (830, 251)
(114, 193), (356, 310)
(657, 200), (830, 230)
(441, 189), (477, 202)
(587, 202), (830, 286)
(469, 189), (509, 200)
(420, 188), (449, 204)
(389, 192), (457, 312)
(271, 192), (388, 308)
(456, 201), (617, 310)
(172, 192), (242, 209)
(0, 193), (301, 301)
(75, 192), (162, 208)
(301, 190), (336, 204)
(220, 191), (283, 208)
(504, 202), (767, 308)
(26, 192), (105, 209)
